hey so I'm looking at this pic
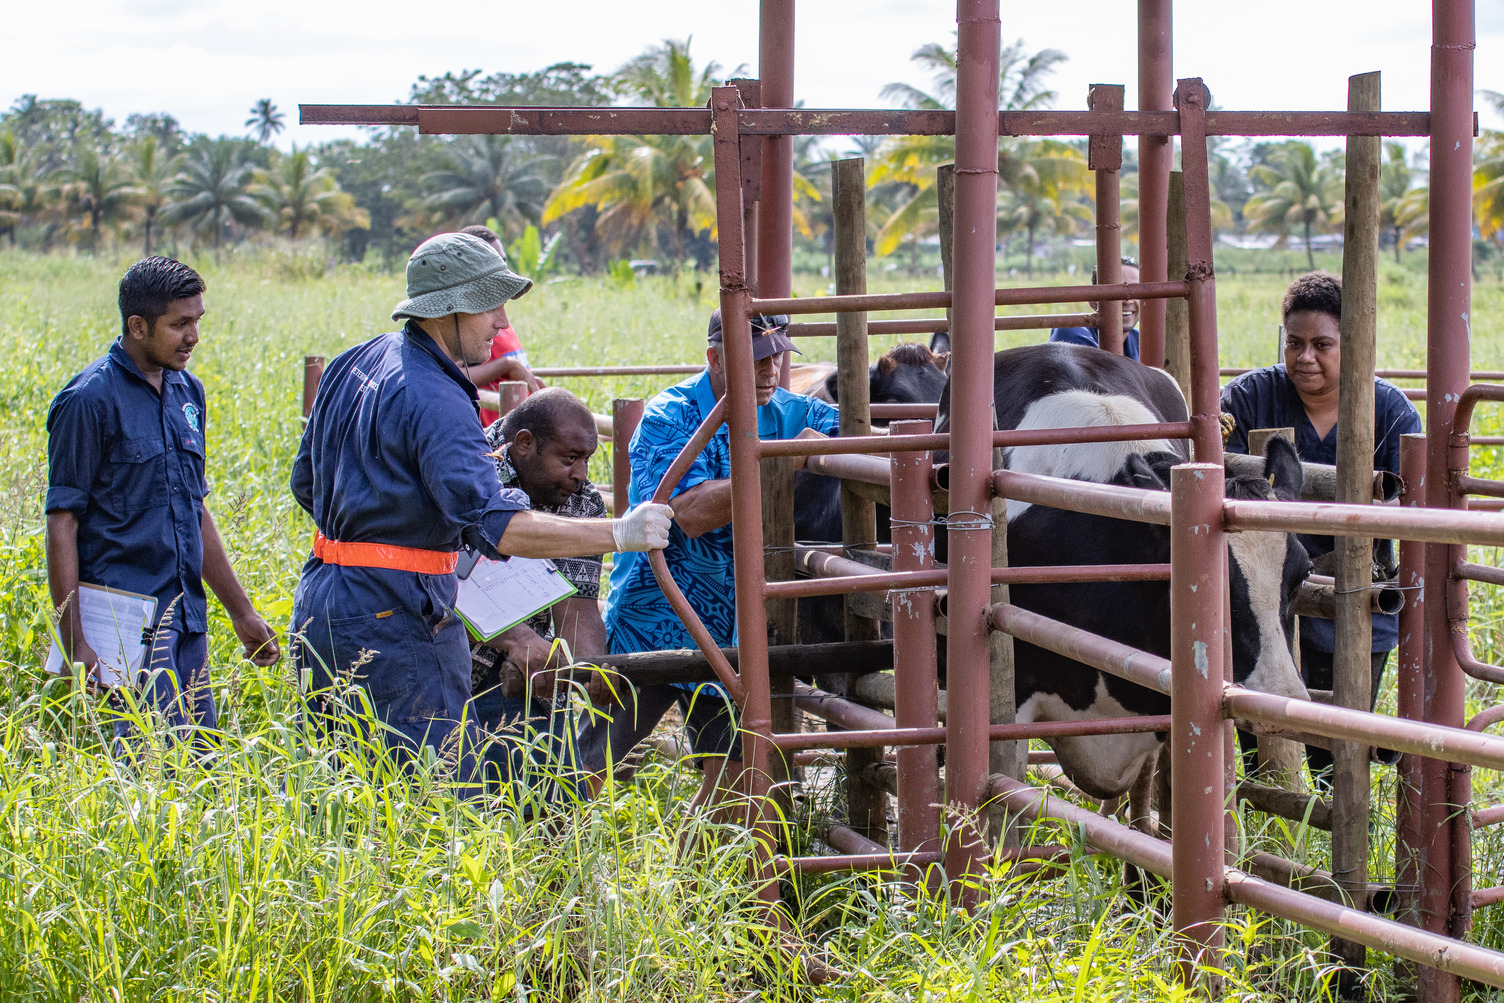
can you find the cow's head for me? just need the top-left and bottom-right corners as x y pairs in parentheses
(823, 342), (949, 417)
(1224, 436), (1311, 700)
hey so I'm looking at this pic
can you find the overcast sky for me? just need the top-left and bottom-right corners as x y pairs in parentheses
(5, 1), (1503, 148)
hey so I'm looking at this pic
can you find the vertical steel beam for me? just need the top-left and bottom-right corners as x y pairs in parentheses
(891, 419), (942, 864)
(758, 0), (795, 387)
(1137, 0), (1173, 368)
(1170, 461), (1227, 988)
(1420, 3), (1475, 999)
(1174, 79), (1222, 465)
(1088, 84), (1125, 356)
(943, 0), (1001, 894)
(709, 85), (778, 913)
(302, 355), (325, 418)
(1330, 70), (1382, 993)
(1393, 432), (1427, 992)
(730, 78), (763, 297)
(612, 398), (644, 516)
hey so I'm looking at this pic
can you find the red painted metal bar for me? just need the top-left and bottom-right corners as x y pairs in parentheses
(779, 851), (944, 875)
(786, 312), (1097, 338)
(993, 469), (1174, 526)
(1466, 703), (1504, 733)
(760, 420), (1193, 459)
(538, 365), (702, 378)
(1224, 688), (1504, 774)
(942, 0), (1002, 895)
(802, 451), (889, 486)
(773, 714), (1174, 751)
(1422, 5), (1477, 985)
(750, 280), (1188, 317)
(1221, 367), (1504, 381)
(871, 403), (939, 420)
(769, 562), (1172, 600)
(758, 0), (794, 390)
(1472, 887), (1504, 910)
(1136, 0), (1173, 370)
(1089, 83), (1126, 356)
(989, 603), (1172, 695)
(302, 355), (324, 418)
(1395, 435), (1427, 932)
(1474, 805), (1504, 828)
(1169, 462), (1229, 982)
(611, 398), (643, 518)
(301, 104), (1440, 138)
(1178, 78), (1224, 465)
(890, 419), (942, 855)
(1223, 496), (1504, 547)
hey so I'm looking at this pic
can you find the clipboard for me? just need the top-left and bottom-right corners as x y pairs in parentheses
(454, 556), (578, 641)
(44, 583), (158, 687)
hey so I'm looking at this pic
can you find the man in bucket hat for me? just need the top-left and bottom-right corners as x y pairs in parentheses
(290, 232), (672, 797)
(582, 308), (839, 815)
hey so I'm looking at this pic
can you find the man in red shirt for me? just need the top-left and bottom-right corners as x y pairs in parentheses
(459, 225), (543, 425)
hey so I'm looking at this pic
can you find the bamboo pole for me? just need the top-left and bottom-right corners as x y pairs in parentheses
(832, 157), (887, 842)
(1164, 172), (1191, 399)
(1331, 70), (1382, 995)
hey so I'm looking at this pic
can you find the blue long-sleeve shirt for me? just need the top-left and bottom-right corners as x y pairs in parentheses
(1049, 326), (1140, 362)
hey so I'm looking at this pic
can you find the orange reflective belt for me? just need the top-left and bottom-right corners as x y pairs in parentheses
(312, 532), (458, 575)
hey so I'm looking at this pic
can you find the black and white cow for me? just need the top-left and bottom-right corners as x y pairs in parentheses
(936, 343), (1311, 801)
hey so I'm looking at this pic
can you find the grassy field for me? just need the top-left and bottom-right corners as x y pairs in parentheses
(1, 248), (1502, 1001)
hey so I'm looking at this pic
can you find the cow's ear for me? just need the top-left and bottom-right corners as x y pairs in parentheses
(877, 354), (897, 375)
(1116, 452), (1168, 491)
(823, 370), (839, 402)
(1262, 435), (1304, 501)
(929, 331), (952, 356)
(932, 351), (951, 372)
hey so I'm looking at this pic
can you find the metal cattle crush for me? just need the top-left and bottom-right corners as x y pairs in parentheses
(303, 0), (1504, 996)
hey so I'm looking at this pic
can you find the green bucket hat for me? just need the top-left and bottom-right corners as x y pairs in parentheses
(391, 232), (533, 322)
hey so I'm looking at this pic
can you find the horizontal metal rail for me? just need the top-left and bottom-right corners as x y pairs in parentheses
(759, 420), (1192, 459)
(989, 603), (1172, 694)
(993, 470), (1176, 526)
(751, 280), (1189, 317)
(1221, 367), (1504, 382)
(786, 312), (1096, 338)
(774, 851), (944, 875)
(774, 713), (1173, 751)
(1223, 496), (1504, 547)
(531, 364), (703, 378)
(300, 104), (1444, 139)
(769, 561), (1171, 600)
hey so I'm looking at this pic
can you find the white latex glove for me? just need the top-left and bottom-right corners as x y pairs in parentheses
(612, 502), (674, 552)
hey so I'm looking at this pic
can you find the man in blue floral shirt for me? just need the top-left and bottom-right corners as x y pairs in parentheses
(586, 309), (839, 809)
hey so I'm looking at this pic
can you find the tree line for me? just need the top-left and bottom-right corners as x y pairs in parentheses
(3, 38), (1502, 274)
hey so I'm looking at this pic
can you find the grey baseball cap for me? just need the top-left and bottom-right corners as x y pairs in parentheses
(706, 308), (800, 361)
(391, 232), (533, 322)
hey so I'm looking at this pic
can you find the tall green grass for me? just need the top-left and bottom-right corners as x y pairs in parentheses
(2, 247), (1503, 999)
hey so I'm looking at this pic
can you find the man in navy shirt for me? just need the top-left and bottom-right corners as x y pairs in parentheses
(46, 257), (280, 743)
(583, 309), (839, 813)
(1049, 257), (1142, 362)
(291, 232), (671, 796)
(1220, 271), (1421, 781)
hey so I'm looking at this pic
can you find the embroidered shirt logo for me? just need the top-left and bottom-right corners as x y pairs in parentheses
(181, 402), (201, 432)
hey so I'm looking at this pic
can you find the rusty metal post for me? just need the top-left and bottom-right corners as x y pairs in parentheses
(1164, 172), (1191, 397)
(891, 419), (942, 863)
(1329, 70), (1382, 993)
(1420, 3), (1475, 999)
(709, 85), (779, 914)
(1137, 0), (1172, 368)
(1394, 433), (1427, 991)
(730, 77), (762, 297)
(495, 381), (529, 420)
(938, 163), (956, 334)
(758, 0), (794, 388)
(1089, 84), (1125, 355)
(762, 453), (799, 832)
(302, 355), (325, 418)
(612, 398), (644, 516)
(943, 0), (1001, 895)
(832, 156), (887, 841)
(1170, 461), (1227, 988)
(1175, 79), (1222, 465)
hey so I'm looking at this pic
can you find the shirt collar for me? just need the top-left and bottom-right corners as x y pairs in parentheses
(692, 367), (720, 419)
(108, 338), (187, 387)
(403, 320), (480, 404)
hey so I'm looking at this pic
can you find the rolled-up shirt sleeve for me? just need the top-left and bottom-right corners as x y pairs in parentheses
(410, 393), (530, 555)
(45, 390), (102, 516)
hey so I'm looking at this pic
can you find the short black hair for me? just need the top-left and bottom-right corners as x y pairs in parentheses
(1090, 256), (1140, 284)
(118, 257), (206, 337)
(500, 387), (596, 447)
(1282, 271), (1342, 324)
(460, 224), (502, 246)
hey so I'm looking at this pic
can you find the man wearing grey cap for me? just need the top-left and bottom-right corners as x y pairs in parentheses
(290, 232), (672, 796)
(583, 309), (839, 814)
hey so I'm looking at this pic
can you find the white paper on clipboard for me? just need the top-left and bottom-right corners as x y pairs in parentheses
(454, 557), (577, 640)
(43, 583), (157, 687)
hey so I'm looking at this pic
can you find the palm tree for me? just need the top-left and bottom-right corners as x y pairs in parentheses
(870, 37), (1069, 261)
(544, 38), (733, 265)
(63, 144), (136, 254)
(246, 99), (285, 145)
(1378, 141), (1424, 261)
(422, 136), (554, 239)
(125, 135), (178, 256)
(162, 139), (270, 258)
(1475, 130), (1504, 244)
(258, 146), (367, 239)
(0, 134), (56, 246)
(995, 140), (1093, 274)
(1244, 141), (1345, 270)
